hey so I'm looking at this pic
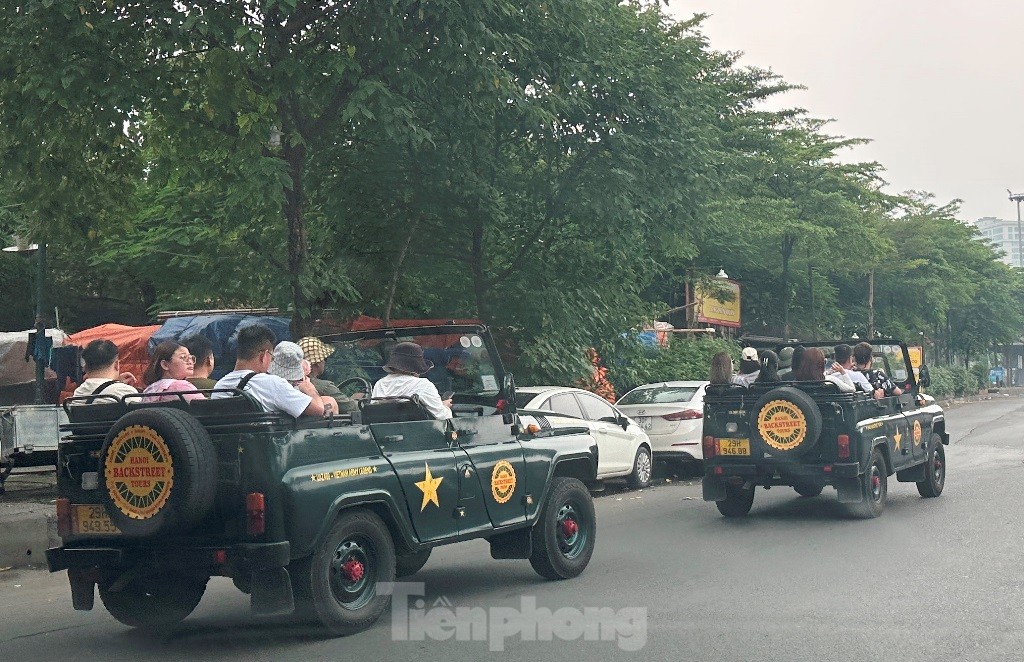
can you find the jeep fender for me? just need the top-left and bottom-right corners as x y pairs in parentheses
(293, 490), (418, 560)
(931, 416), (949, 445)
(529, 450), (598, 523)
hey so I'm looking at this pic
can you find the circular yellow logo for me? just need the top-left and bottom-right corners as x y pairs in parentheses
(104, 425), (175, 520)
(756, 399), (808, 451)
(913, 420), (923, 446)
(491, 460), (517, 504)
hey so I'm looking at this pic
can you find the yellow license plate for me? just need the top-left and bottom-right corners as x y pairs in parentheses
(73, 505), (121, 535)
(718, 439), (751, 456)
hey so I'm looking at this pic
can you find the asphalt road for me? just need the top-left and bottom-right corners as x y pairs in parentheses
(2, 396), (1023, 661)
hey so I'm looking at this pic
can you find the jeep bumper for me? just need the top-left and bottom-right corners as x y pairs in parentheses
(46, 541), (291, 573)
(703, 462), (861, 501)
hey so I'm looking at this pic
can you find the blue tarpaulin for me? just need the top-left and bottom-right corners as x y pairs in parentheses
(148, 315), (292, 379)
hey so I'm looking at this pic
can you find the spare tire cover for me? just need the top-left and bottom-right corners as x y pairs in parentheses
(99, 407), (217, 537)
(749, 386), (823, 458)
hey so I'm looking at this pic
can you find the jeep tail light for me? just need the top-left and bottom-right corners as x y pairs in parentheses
(662, 409), (702, 421)
(246, 492), (265, 536)
(56, 498), (72, 537)
(837, 434), (850, 459)
(703, 435), (716, 459)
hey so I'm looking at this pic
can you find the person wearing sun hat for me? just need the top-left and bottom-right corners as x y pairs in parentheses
(370, 341), (452, 420)
(297, 336), (358, 411)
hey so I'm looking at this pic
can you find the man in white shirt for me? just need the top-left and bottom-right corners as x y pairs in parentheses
(71, 339), (139, 404)
(213, 325), (332, 418)
(828, 344), (874, 394)
(370, 342), (452, 420)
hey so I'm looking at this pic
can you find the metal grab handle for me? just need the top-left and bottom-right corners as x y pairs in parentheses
(382, 435), (404, 444)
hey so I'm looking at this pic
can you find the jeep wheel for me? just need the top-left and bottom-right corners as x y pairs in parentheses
(794, 483), (823, 498)
(291, 509), (396, 636)
(529, 477), (596, 580)
(98, 570), (208, 630)
(916, 434), (945, 498)
(395, 549), (432, 578)
(716, 484), (755, 517)
(625, 446), (652, 489)
(852, 449), (887, 518)
(98, 408), (217, 536)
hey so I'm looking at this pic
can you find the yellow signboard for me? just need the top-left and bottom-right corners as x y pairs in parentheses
(908, 346), (923, 368)
(695, 279), (741, 328)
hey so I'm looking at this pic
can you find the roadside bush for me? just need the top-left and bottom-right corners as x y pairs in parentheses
(610, 337), (740, 395)
(927, 365), (982, 398)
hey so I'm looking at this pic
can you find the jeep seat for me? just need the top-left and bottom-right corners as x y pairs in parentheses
(359, 398), (432, 424)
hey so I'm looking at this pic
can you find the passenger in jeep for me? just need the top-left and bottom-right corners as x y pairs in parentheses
(371, 341), (453, 419)
(213, 325), (333, 417)
(793, 347), (856, 392)
(853, 341), (902, 398)
(828, 343), (873, 394)
(71, 339), (139, 404)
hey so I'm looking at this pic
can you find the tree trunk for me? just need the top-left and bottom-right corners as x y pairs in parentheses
(867, 270), (875, 339)
(808, 260), (816, 341)
(282, 139), (312, 338)
(383, 215), (421, 326)
(781, 234), (794, 339)
(470, 215), (487, 320)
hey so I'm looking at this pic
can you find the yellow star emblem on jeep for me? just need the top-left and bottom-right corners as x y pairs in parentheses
(415, 463), (444, 512)
(893, 429), (903, 449)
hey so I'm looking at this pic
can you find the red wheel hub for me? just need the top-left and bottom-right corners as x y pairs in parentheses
(341, 558), (365, 582)
(871, 475), (881, 490)
(560, 519), (579, 537)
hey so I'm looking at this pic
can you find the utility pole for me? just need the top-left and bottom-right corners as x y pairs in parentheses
(1011, 191), (1024, 268)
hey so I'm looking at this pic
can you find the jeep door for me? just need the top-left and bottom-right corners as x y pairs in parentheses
(370, 420), (461, 542)
(451, 415), (528, 532)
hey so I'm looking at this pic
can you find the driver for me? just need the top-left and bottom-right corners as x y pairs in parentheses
(371, 342), (453, 420)
(298, 336), (358, 413)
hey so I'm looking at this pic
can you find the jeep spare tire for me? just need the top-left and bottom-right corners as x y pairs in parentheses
(99, 408), (217, 536)
(749, 386), (822, 459)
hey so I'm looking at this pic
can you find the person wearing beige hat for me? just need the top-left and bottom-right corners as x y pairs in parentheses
(297, 336), (356, 410)
(732, 346), (761, 386)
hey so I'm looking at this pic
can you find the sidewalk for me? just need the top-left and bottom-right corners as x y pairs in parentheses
(0, 469), (58, 570)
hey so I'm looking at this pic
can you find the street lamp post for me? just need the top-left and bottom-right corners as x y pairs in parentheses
(3, 236), (47, 404)
(1010, 191), (1024, 268)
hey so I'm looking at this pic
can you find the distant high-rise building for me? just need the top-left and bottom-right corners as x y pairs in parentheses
(974, 216), (1022, 267)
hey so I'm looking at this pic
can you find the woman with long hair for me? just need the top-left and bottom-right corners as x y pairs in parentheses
(709, 351), (734, 385)
(142, 341), (206, 401)
(792, 347), (855, 392)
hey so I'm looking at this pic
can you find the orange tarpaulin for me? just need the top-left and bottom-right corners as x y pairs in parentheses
(64, 323), (161, 395)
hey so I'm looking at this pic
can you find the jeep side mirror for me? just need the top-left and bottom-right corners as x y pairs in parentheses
(918, 364), (931, 388)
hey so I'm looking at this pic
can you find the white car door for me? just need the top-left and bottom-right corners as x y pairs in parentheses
(575, 392), (639, 477)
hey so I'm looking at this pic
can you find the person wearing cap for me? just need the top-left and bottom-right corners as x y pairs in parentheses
(370, 342), (453, 420)
(269, 341), (341, 412)
(297, 336), (358, 413)
(212, 325), (333, 418)
(731, 346), (761, 386)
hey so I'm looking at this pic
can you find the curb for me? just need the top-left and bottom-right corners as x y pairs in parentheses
(0, 502), (59, 569)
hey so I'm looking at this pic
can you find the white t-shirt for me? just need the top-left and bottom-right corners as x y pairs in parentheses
(731, 371), (760, 386)
(213, 370), (311, 418)
(828, 367), (873, 393)
(371, 374), (452, 420)
(71, 378), (138, 404)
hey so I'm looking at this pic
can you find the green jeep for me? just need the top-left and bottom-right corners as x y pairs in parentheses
(46, 324), (599, 635)
(702, 341), (947, 518)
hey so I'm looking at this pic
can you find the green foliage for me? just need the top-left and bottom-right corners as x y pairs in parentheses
(927, 365), (982, 398)
(614, 337), (740, 390)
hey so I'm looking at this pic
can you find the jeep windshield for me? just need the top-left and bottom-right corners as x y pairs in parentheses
(318, 325), (504, 401)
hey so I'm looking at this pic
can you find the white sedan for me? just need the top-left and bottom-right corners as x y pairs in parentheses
(515, 386), (653, 489)
(615, 381), (708, 469)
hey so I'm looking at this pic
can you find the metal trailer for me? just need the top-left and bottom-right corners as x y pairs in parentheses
(0, 404), (66, 493)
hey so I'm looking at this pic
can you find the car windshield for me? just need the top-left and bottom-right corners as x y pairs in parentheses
(321, 331), (501, 397)
(876, 344), (909, 382)
(618, 386), (699, 405)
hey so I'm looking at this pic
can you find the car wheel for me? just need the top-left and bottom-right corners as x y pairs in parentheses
(716, 484), (755, 518)
(794, 483), (824, 498)
(852, 449), (887, 518)
(529, 477), (596, 580)
(625, 446), (652, 489)
(98, 569), (208, 630)
(916, 434), (945, 498)
(395, 548), (432, 578)
(290, 509), (396, 636)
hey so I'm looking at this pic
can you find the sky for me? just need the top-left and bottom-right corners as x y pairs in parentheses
(666, 0), (1024, 223)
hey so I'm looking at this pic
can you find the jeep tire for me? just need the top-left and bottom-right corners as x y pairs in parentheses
(794, 483), (824, 498)
(716, 484), (755, 517)
(749, 386), (823, 459)
(98, 408), (217, 536)
(916, 434), (945, 498)
(98, 569), (208, 630)
(852, 449), (887, 518)
(291, 509), (396, 636)
(529, 477), (596, 580)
